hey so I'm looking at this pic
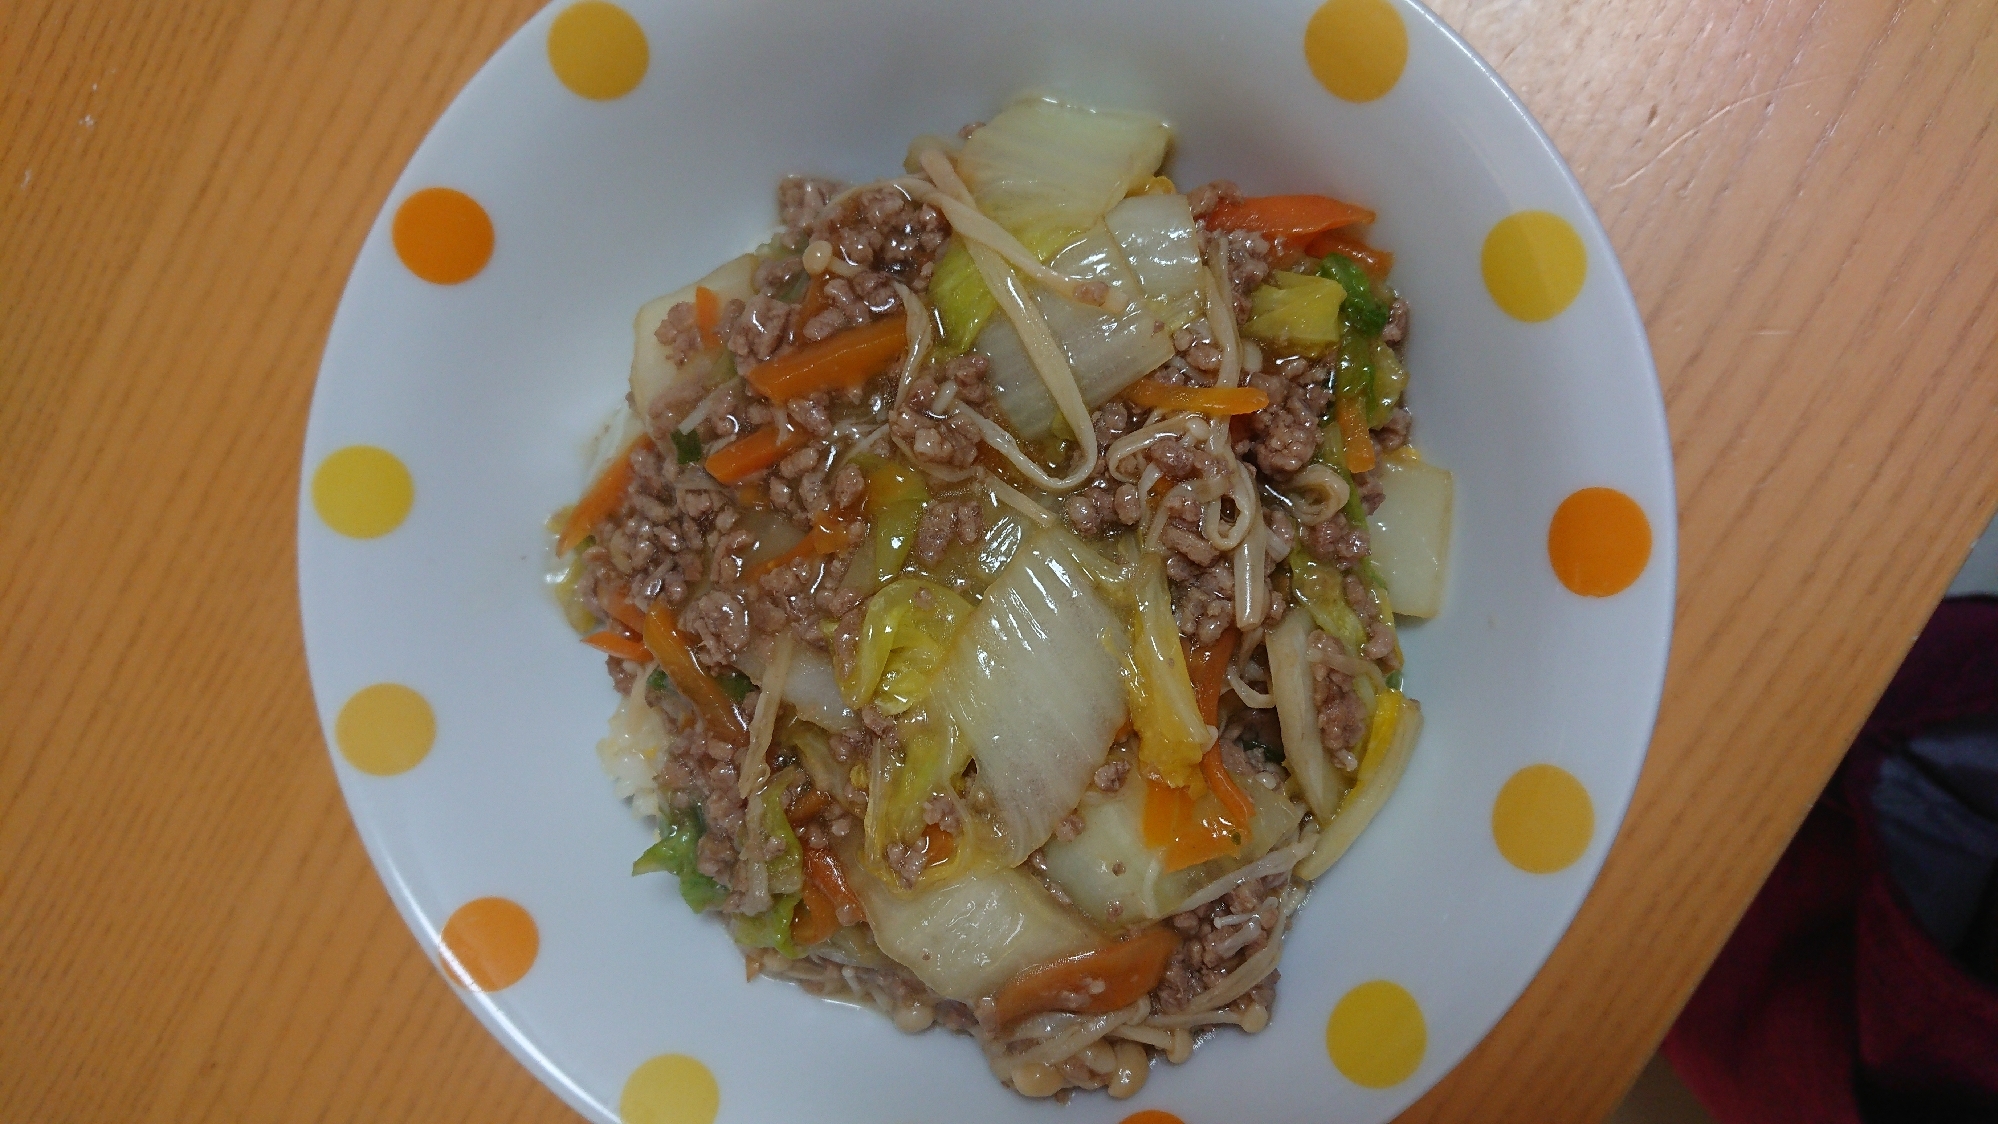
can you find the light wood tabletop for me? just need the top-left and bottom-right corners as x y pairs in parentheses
(4, 0), (1996, 1120)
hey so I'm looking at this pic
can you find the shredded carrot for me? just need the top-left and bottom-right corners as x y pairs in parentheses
(785, 789), (830, 827)
(1202, 747), (1256, 828)
(744, 319), (908, 402)
(791, 879), (841, 947)
(742, 511), (856, 584)
(1164, 816), (1240, 872)
(1307, 230), (1395, 282)
(597, 582), (647, 633)
(793, 274), (830, 339)
(557, 436), (649, 554)
(734, 480), (770, 510)
(1337, 396), (1376, 474)
(1122, 377), (1270, 417)
(704, 425), (805, 486)
(1182, 629), (1240, 726)
(582, 627), (650, 664)
(988, 928), (1180, 1028)
(1142, 776), (1189, 850)
(803, 847), (865, 921)
(922, 823), (956, 867)
(641, 603), (749, 743)
(694, 285), (721, 347)
(1204, 194), (1376, 239)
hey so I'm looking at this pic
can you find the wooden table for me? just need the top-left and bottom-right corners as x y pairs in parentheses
(4, 1), (1995, 1119)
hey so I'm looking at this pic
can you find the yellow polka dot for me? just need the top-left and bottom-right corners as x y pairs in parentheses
(1481, 210), (1587, 321)
(1493, 764), (1595, 873)
(335, 684), (435, 776)
(1326, 980), (1426, 1088)
(548, 2), (649, 100)
(312, 445), (414, 538)
(1547, 487), (1651, 597)
(393, 187), (494, 284)
(621, 1054), (720, 1124)
(1304, 0), (1409, 103)
(440, 898), (539, 992)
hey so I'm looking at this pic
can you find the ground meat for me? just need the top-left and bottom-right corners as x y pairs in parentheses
(749, 542), (860, 649)
(586, 442), (740, 616)
(1235, 361), (1332, 481)
(830, 461), (867, 511)
(681, 588), (751, 667)
(1092, 758), (1131, 794)
(1343, 571), (1399, 665)
(1374, 406), (1413, 454)
(1302, 509), (1370, 568)
(891, 355), (991, 470)
(1053, 813), (1087, 843)
(808, 185), (950, 292)
(694, 380), (774, 447)
(727, 294), (795, 362)
(1354, 469), (1386, 515)
(607, 655), (639, 696)
(1153, 874), (1286, 1015)
(1062, 400), (1146, 537)
(754, 255), (804, 296)
(912, 499), (982, 566)
(779, 175), (841, 234)
(1381, 296), (1410, 347)
(767, 437), (835, 525)
(1306, 631), (1369, 759)
(1186, 179), (1240, 219)
(657, 300), (704, 364)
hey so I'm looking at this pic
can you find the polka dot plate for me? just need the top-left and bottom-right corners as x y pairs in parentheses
(298, 1), (1675, 1121)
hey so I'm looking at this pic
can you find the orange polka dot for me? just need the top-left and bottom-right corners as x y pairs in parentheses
(1304, 0), (1409, 103)
(1547, 487), (1652, 597)
(1121, 1113), (1186, 1124)
(393, 187), (493, 285)
(548, 1), (649, 100)
(1493, 764), (1595, 874)
(439, 897), (538, 991)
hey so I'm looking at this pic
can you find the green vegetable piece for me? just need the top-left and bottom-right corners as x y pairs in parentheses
(838, 577), (973, 714)
(731, 894), (802, 958)
(762, 785), (804, 894)
(647, 669), (668, 693)
(1319, 254), (1391, 336)
(1243, 271), (1345, 358)
(1369, 339), (1409, 428)
(633, 806), (728, 913)
(1289, 548), (1368, 654)
(1334, 330), (1375, 402)
(929, 239), (996, 358)
(1385, 670), (1404, 690)
(715, 670), (754, 703)
(856, 455), (930, 584)
(777, 268), (810, 303)
(671, 429), (703, 465)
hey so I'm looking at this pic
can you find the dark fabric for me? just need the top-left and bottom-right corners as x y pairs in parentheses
(1661, 597), (1998, 1124)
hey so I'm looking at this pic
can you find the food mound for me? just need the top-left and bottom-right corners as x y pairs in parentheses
(550, 93), (1453, 1101)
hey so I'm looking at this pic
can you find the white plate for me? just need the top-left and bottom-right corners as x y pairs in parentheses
(299, 1), (1675, 1120)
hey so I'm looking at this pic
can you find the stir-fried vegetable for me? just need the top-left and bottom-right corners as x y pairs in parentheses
(843, 854), (1101, 1000)
(642, 603), (749, 742)
(1266, 608), (1349, 823)
(1038, 768), (1302, 924)
(745, 318), (909, 402)
(859, 457), (929, 585)
(582, 626), (650, 663)
(1122, 554), (1212, 789)
(633, 805), (728, 912)
(704, 425), (805, 486)
(1244, 272), (1345, 358)
(988, 927), (1179, 1028)
(1366, 452), (1455, 618)
(839, 577), (973, 715)
(955, 94), (1170, 255)
(558, 435), (647, 553)
(1306, 229), (1394, 280)
(1121, 377), (1269, 416)
(1296, 692), (1422, 880)
(629, 254), (757, 426)
(1105, 192), (1207, 331)
(1289, 548), (1368, 654)
(1203, 194), (1376, 239)
(931, 533), (1129, 864)
(1335, 394), (1375, 473)
(1317, 254), (1391, 335)
(1370, 338), (1409, 425)
(731, 895), (802, 958)
(930, 240), (997, 357)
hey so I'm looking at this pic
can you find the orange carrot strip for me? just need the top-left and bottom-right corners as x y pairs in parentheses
(704, 425), (805, 486)
(582, 628), (651, 663)
(988, 928), (1180, 1029)
(1202, 747), (1257, 829)
(793, 274), (830, 340)
(922, 823), (956, 868)
(597, 582), (647, 633)
(803, 847), (865, 921)
(641, 603), (749, 743)
(790, 879), (841, 947)
(1204, 194), (1376, 239)
(1122, 377), (1270, 417)
(1338, 396), (1376, 474)
(694, 285), (721, 347)
(1164, 816), (1240, 872)
(1142, 777), (1192, 850)
(785, 789), (831, 827)
(557, 436), (648, 554)
(744, 319), (908, 402)
(1307, 230), (1395, 281)
(1182, 629), (1240, 726)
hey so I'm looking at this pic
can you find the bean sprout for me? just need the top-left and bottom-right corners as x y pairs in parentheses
(739, 632), (794, 798)
(1286, 464), (1351, 525)
(1203, 238), (1243, 388)
(1233, 516), (1267, 629)
(984, 472), (1058, 528)
(917, 191), (1130, 314)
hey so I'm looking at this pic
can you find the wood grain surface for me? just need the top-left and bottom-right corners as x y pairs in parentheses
(4, 1), (1995, 1120)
